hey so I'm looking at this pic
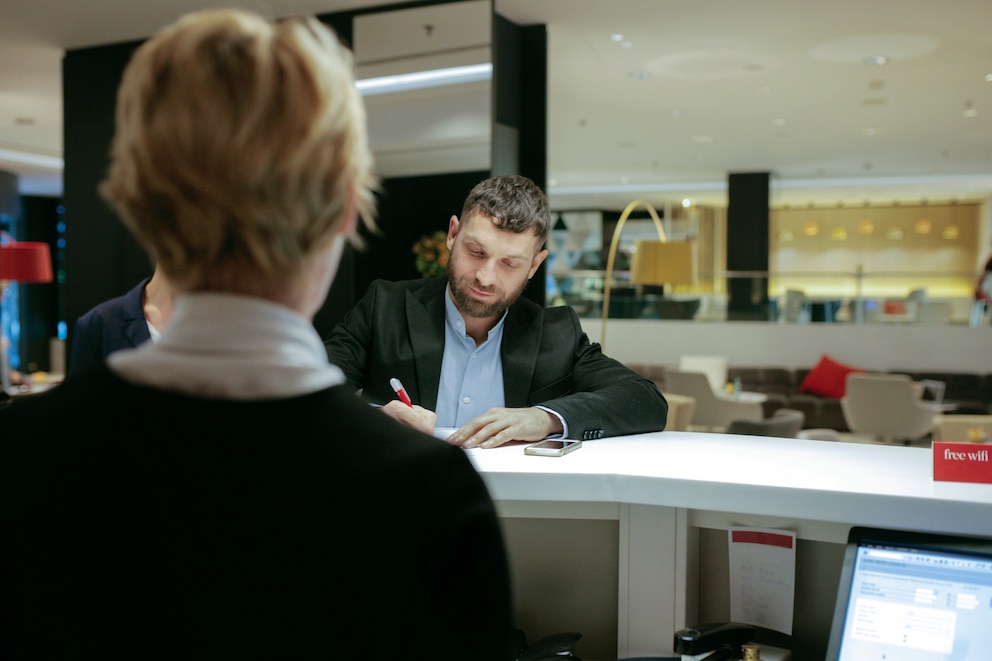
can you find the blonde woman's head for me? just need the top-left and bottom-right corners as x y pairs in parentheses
(99, 9), (377, 295)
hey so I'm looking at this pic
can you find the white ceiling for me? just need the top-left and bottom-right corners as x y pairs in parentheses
(1, 0), (990, 211)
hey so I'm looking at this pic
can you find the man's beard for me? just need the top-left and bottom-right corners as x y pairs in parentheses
(446, 255), (529, 319)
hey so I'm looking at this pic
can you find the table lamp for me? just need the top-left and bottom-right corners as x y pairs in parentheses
(600, 200), (693, 351)
(1, 241), (54, 393)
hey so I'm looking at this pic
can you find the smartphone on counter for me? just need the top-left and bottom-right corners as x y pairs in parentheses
(524, 439), (583, 457)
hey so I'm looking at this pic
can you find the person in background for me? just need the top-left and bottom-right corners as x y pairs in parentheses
(325, 174), (669, 448)
(974, 250), (992, 304)
(68, 264), (173, 375)
(0, 9), (515, 660)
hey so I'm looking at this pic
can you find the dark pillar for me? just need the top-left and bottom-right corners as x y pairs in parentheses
(0, 170), (18, 220)
(493, 12), (547, 306)
(726, 172), (770, 320)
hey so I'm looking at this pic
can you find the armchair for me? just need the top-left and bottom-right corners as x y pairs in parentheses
(663, 369), (763, 432)
(841, 373), (944, 444)
(726, 408), (805, 438)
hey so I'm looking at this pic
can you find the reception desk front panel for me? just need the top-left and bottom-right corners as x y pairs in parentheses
(466, 432), (992, 658)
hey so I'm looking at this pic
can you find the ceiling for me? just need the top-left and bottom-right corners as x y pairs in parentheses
(1, 0), (990, 211)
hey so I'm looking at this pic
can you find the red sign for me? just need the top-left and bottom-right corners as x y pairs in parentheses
(933, 442), (992, 484)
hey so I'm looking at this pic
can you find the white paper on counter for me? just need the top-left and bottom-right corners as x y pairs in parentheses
(728, 526), (796, 635)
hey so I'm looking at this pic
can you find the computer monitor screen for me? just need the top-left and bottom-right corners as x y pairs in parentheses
(826, 526), (992, 660)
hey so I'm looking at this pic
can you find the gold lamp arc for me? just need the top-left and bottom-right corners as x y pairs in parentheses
(600, 200), (693, 351)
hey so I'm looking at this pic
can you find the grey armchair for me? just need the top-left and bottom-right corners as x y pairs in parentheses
(841, 373), (944, 444)
(726, 408), (805, 438)
(663, 370), (763, 432)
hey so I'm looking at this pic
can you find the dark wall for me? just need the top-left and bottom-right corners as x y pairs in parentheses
(0, 170), (18, 219)
(62, 39), (150, 367)
(354, 170), (490, 286)
(20, 196), (61, 372)
(726, 172), (771, 320)
(493, 15), (547, 306)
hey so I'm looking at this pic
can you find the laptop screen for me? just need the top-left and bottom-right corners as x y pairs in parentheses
(826, 526), (992, 660)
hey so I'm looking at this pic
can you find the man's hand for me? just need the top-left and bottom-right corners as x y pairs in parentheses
(380, 400), (437, 436)
(448, 407), (563, 449)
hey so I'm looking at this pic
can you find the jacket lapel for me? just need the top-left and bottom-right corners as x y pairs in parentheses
(500, 301), (542, 408)
(407, 280), (447, 411)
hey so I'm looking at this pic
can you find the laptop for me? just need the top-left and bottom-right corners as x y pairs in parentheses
(826, 526), (992, 660)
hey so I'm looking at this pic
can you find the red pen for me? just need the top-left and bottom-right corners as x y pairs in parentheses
(390, 377), (413, 407)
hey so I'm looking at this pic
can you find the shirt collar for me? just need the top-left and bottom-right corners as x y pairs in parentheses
(108, 292), (344, 399)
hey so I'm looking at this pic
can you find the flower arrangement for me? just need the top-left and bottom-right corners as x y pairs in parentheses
(412, 230), (450, 278)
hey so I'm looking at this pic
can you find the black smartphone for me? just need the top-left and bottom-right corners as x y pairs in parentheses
(523, 439), (583, 457)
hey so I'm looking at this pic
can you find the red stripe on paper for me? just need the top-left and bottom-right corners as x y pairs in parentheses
(732, 530), (794, 549)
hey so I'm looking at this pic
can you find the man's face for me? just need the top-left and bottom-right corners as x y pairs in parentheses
(445, 212), (548, 320)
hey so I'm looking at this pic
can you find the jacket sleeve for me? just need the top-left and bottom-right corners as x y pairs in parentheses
(534, 307), (668, 439)
(323, 283), (378, 393)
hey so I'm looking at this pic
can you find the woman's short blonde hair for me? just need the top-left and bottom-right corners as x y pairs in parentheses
(99, 9), (377, 292)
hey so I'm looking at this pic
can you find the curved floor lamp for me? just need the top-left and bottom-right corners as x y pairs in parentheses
(600, 200), (693, 352)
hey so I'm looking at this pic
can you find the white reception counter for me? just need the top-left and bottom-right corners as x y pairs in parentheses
(465, 432), (992, 658)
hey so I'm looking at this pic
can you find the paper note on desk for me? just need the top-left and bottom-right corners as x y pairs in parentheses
(728, 527), (796, 635)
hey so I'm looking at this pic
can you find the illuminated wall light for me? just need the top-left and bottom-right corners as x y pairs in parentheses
(831, 227), (848, 241)
(914, 219), (932, 234)
(780, 231), (795, 242)
(802, 222), (820, 236)
(942, 225), (960, 239)
(355, 63), (492, 96)
(886, 227), (904, 240)
(681, 198), (691, 208)
(856, 220), (875, 234)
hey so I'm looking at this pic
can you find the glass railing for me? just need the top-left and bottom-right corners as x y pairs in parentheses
(547, 268), (987, 326)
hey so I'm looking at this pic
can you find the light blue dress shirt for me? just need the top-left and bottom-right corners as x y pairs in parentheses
(435, 288), (507, 427)
(434, 285), (567, 436)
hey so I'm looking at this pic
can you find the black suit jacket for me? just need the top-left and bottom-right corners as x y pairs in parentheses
(325, 277), (668, 440)
(0, 366), (515, 660)
(68, 276), (152, 376)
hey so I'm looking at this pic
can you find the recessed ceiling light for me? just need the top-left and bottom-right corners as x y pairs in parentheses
(620, 40), (633, 49)
(863, 55), (889, 65)
(610, 33), (624, 42)
(963, 100), (978, 118)
(772, 118), (786, 127)
(985, 73), (992, 82)
(863, 127), (879, 136)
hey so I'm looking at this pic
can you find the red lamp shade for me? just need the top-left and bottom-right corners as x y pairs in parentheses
(0, 241), (54, 283)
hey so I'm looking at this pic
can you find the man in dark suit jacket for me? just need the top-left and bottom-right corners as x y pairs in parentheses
(326, 175), (668, 448)
(68, 266), (173, 375)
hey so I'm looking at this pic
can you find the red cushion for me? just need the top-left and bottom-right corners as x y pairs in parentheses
(798, 354), (864, 399)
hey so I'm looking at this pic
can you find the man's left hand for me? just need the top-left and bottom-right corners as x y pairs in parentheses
(447, 407), (563, 449)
